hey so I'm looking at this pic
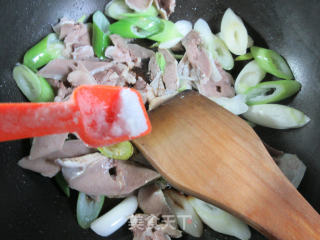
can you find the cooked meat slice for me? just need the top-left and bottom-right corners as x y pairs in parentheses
(67, 62), (97, 86)
(38, 59), (112, 81)
(54, 82), (73, 102)
(71, 45), (94, 60)
(182, 31), (212, 78)
(18, 156), (60, 178)
(30, 133), (68, 160)
(57, 153), (160, 197)
(159, 49), (178, 91)
(154, 0), (176, 19)
(125, 0), (153, 11)
(138, 183), (172, 217)
(106, 34), (154, 69)
(180, 31), (235, 98)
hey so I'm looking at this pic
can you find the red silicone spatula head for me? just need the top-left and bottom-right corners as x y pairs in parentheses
(73, 85), (151, 147)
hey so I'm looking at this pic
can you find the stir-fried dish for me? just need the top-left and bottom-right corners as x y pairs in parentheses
(13, 0), (310, 239)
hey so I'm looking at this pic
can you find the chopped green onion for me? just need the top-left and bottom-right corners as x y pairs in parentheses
(13, 65), (54, 102)
(92, 11), (111, 59)
(194, 18), (234, 70)
(77, 192), (105, 229)
(235, 53), (253, 61)
(148, 19), (183, 42)
(244, 80), (301, 105)
(242, 104), (310, 129)
(174, 54), (184, 60)
(235, 60), (266, 94)
(77, 15), (87, 23)
(109, 16), (163, 38)
(121, 5), (158, 18)
(54, 172), (70, 197)
(23, 33), (64, 72)
(155, 52), (166, 72)
(98, 141), (134, 160)
(251, 46), (294, 80)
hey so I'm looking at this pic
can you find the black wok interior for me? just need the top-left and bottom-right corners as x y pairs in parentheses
(0, 0), (319, 239)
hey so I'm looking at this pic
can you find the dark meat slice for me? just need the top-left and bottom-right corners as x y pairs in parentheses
(154, 0), (176, 19)
(57, 153), (160, 197)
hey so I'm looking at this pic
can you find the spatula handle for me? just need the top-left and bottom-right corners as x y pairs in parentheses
(0, 101), (79, 142)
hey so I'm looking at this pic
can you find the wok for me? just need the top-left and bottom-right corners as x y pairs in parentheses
(0, 0), (319, 239)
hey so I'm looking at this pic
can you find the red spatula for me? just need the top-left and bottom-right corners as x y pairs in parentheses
(0, 85), (151, 147)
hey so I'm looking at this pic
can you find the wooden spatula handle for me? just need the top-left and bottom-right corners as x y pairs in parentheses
(0, 101), (78, 141)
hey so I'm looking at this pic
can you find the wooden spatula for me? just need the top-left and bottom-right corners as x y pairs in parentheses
(0, 85), (151, 147)
(133, 91), (320, 240)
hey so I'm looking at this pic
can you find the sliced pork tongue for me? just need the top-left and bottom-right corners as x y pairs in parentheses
(154, 0), (176, 19)
(179, 30), (235, 98)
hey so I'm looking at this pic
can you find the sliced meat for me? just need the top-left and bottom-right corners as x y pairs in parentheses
(67, 62), (97, 87)
(30, 133), (68, 160)
(19, 139), (95, 178)
(38, 59), (112, 81)
(18, 156), (60, 178)
(53, 18), (92, 59)
(71, 45), (94, 60)
(159, 49), (179, 92)
(125, 0), (153, 12)
(138, 183), (172, 217)
(106, 34), (154, 69)
(54, 82), (73, 102)
(57, 153), (160, 197)
(154, 0), (176, 19)
(180, 31), (235, 98)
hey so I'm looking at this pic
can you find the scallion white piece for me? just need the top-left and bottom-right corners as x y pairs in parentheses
(242, 104), (310, 129)
(235, 60), (266, 94)
(188, 197), (251, 240)
(90, 195), (138, 237)
(209, 94), (249, 115)
(105, 0), (133, 19)
(220, 8), (248, 55)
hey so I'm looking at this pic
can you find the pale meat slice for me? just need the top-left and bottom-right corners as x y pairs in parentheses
(18, 139), (95, 178)
(57, 153), (160, 197)
(106, 34), (154, 69)
(30, 133), (68, 160)
(159, 49), (179, 92)
(18, 157), (60, 178)
(71, 45), (94, 60)
(181, 31), (235, 98)
(67, 61), (97, 87)
(138, 183), (173, 217)
(125, 0), (153, 11)
(154, 0), (176, 19)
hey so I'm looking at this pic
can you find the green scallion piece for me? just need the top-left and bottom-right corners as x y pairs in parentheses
(54, 172), (70, 197)
(13, 65), (54, 102)
(92, 11), (111, 59)
(148, 19), (183, 43)
(250, 46), (294, 80)
(155, 52), (166, 72)
(98, 141), (134, 160)
(244, 80), (301, 105)
(235, 53), (253, 61)
(23, 33), (64, 72)
(77, 192), (105, 229)
(121, 5), (158, 18)
(109, 16), (163, 38)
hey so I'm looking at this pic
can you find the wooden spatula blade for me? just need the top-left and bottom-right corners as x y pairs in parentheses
(133, 91), (320, 240)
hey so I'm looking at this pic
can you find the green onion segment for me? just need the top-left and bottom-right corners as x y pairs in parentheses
(13, 65), (54, 102)
(148, 19), (183, 42)
(235, 53), (253, 61)
(23, 33), (64, 71)
(251, 46), (294, 80)
(98, 141), (134, 160)
(92, 11), (111, 59)
(155, 52), (166, 72)
(54, 172), (70, 197)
